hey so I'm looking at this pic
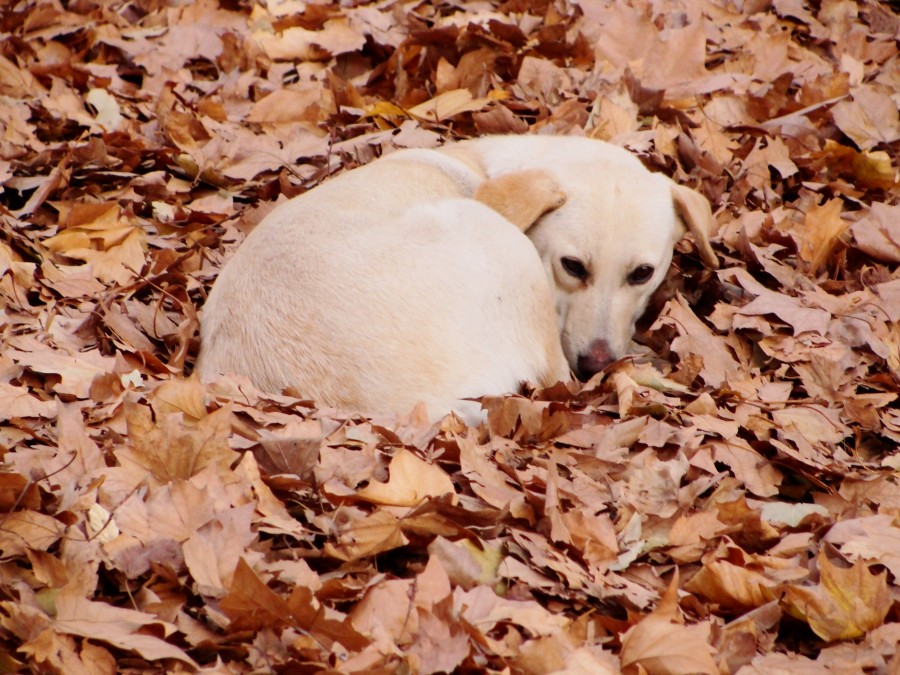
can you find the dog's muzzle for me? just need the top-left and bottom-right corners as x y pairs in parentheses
(575, 338), (614, 380)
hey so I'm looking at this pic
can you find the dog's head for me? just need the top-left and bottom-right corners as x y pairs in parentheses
(474, 139), (718, 381)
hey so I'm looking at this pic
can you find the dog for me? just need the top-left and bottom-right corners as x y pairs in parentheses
(197, 134), (718, 422)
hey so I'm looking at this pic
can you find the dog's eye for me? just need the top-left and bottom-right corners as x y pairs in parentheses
(627, 264), (655, 285)
(561, 257), (589, 281)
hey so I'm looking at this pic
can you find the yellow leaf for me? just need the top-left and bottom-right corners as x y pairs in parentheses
(782, 554), (890, 641)
(44, 204), (147, 284)
(408, 89), (492, 122)
(797, 198), (848, 275)
(684, 560), (777, 610)
(852, 149), (897, 190)
(356, 449), (456, 506)
(151, 378), (207, 420)
(363, 100), (409, 119)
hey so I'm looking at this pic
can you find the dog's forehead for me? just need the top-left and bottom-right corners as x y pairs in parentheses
(566, 166), (676, 232)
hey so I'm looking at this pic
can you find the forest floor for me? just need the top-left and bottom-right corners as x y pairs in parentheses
(1, 0), (900, 672)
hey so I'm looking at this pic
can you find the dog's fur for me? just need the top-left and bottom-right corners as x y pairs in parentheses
(197, 135), (718, 422)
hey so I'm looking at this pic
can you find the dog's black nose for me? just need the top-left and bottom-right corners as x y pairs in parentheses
(576, 339), (614, 380)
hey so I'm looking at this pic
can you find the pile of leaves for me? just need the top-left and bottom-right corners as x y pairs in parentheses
(1, 0), (899, 672)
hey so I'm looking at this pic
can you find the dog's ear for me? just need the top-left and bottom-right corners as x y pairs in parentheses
(474, 169), (567, 232)
(671, 183), (719, 269)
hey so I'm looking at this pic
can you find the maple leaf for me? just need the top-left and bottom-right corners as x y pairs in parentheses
(830, 85), (900, 151)
(824, 515), (900, 579)
(0, 510), (66, 557)
(44, 203), (147, 285)
(324, 508), (409, 561)
(685, 560), (778, 610)
(253, 19), (365, 61)
(52, 588), (196, 666)
(620, 573), (719, 675)
(654, 294), (739, 387)
(782, 554), (891, 641)
(0, 383), (56, 420)
(355, 449), (456, 507)
(116, 401), (238, 486)
(851, 202), (900, 263)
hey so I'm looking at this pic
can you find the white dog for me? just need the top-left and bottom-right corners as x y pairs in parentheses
(197, 135), (718, 422)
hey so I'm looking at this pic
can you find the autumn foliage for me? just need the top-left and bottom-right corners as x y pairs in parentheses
(1, 0), (900, 672)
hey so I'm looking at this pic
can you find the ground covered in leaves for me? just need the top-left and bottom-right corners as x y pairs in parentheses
(1, 0), (899, 672)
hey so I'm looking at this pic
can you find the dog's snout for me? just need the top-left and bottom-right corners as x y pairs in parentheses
(575, 339), (614, 380)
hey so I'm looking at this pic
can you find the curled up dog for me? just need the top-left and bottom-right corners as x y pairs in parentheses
(197, 135), (719, 423)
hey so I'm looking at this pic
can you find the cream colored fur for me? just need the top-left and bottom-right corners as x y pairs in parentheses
(197, 135), (718, 422)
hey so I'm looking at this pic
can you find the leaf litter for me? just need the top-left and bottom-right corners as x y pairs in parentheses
(1, 0), (899, 672)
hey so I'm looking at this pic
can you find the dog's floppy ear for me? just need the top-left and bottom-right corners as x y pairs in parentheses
(474, 169), (567, 232)
(671, 183), (719, 269)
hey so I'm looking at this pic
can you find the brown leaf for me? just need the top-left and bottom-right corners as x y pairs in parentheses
(254, 19), (365, 61)
(0, 510), (66, 557)
(852, 202), (900, 263)
(324, 508), (408, 561)
(685, 560), (778, 610)
(831, 85), (900, 151)
(654, 294), (739, 387)
(44, 203), (147, 285)
(220, 557), (292, 631)
(117, 401), (237, 485)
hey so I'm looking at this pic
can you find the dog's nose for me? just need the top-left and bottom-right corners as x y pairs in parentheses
(576, 339), (614, 380)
